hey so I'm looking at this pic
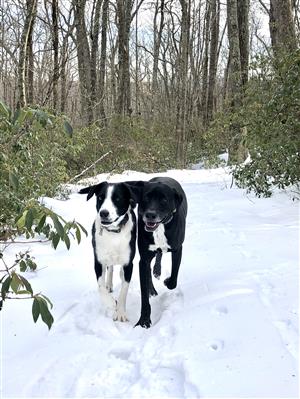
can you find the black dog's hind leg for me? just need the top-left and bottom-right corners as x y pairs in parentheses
(153, 249), (162, 279)
(148, 266), (158, 297)
(164, 246), (182, 290)
(135, 252), (155, 328)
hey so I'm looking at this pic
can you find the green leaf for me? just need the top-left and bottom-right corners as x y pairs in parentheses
(35, 214), (47, 233)
(25, 208), (34, 230)
(32, 298), (40, 323)
(52, 233), (60, 249)
(37, 297), (54, 330)
(16, 210), (28, 229)
(1, 276), (12, 299)
(75, 227), (81, 244)
(63, 233), (71, 250)
(51, 214), (64, 238)
(39, 294), (53, 309)
(20, 260), (27, 272)
(63, 120), (73, 137)
(0, 100), (10, 118)
(77, 222), (88, 236)
(9, 172), (19, 191)
(10, 273), (22, 294)
(18, 275), (33, 295)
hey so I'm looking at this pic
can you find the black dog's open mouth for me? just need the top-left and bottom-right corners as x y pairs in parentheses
(145, 221), (160, 232)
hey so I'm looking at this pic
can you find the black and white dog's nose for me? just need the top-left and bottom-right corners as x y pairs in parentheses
(145, 211), (157, 220)
(100, 209), (109, 218)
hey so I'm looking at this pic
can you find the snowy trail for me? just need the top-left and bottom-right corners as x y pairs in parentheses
(2, 169), (299, 398)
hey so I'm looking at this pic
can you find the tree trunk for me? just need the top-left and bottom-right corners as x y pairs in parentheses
(73, 0), (93, 124)
(227, 0), (243, 163)
(116, 0), (133, 116)
(17, 0), (37, 107)
(270, 0), (297, 53)
(200, 2), (210, 124)
(90, 0), (103, 118)
(51, 0), (59, 110)
(206, 0), (220, 124)
(237, 0), (249, 87)
(175, 0), (190, 168)
(98, 0), (109, 121)
(152, 0), (165, 93)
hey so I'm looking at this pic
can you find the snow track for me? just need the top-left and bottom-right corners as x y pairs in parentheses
(2, 169), (299, 397)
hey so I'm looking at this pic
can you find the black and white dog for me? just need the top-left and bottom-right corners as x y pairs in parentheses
(129, 177), (187, 328)
(79, 182), (137, 322)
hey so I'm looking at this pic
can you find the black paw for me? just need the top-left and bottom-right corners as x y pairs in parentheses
(164, 277), (177, 290)
(149, 285), (158, 297)
(134, 318), (152, 329)
(153, 264), (161, 279)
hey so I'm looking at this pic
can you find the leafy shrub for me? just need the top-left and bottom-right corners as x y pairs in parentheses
(0, 103), (77, 231)
(233, 50), (300, 196)
(0, 102), (87, 329)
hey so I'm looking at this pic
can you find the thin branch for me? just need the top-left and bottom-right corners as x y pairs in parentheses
(67, 151), (112, 183)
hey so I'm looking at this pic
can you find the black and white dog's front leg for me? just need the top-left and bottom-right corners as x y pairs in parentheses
(113, 262), (133, 322)
(164, 246), (182, 290)
(94, 257), (116, 310)
(135, 252), (155, 328)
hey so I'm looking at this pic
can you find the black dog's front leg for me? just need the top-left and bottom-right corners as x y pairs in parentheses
(135, 253), (155, 328)
(164, 246), (182, 290)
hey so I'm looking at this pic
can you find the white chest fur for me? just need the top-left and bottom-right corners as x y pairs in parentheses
(149, 224), (170, 253)
(94, 213), (133, 267)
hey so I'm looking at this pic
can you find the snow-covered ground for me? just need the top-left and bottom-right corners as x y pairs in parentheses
(2, 168), (299, 398)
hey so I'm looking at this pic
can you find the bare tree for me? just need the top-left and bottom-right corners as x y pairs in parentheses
(17, 0), (38, 107)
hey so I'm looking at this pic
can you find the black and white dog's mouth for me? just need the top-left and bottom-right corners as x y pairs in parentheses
(100, 215), (123, 227)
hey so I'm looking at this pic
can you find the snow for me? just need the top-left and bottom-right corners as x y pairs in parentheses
(1, 168), (299, 398)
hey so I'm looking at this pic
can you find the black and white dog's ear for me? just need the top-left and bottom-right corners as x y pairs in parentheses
(78, 185), (97, 200)
(124, 181), (145, 205)
(173, 189), (183, 208)
(79, 182), (106, 201)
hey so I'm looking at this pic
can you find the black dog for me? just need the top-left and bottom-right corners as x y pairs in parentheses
(129, 177), (187, 328)
(79, 182), (136, 322)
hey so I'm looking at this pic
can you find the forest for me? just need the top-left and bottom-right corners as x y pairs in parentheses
(0, 1), (299, 325)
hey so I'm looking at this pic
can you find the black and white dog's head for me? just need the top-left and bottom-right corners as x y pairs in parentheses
(79, 182), (136, 229)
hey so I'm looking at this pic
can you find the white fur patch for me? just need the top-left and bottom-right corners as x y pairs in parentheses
(149, 224), (170, 253)
(94, 212), (133, 267)
(100, 185), (118, 222)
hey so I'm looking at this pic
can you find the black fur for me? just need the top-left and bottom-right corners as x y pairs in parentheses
(127, 177), (187, 328)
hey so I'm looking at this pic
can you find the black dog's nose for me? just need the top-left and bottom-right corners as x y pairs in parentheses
(145, 211), (157, 220)
(100, 209), (109, 218)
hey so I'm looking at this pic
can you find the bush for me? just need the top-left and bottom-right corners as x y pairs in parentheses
(0, 103), (77, 231)
(0, 103), (87, 329)
(233, 50), (300, 196)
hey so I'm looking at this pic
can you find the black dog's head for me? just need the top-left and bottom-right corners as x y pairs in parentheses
(137, 181), (183, 232)
(79, 182), (135, 227)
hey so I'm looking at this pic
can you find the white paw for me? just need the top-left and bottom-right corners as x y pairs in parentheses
(113, 309), (128, 322)
(100, 290), (117, 310)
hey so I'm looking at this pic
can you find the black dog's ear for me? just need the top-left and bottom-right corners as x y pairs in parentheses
(173, 189), (183, 209)
(79, 182), (106, 201)
(124, 181), (145, 204)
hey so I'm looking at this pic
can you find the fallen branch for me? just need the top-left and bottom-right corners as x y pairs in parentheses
(67, 151), (112, 184)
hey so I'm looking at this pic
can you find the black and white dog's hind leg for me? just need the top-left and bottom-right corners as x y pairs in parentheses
(113, 262), (133, 322)
(94, 256), (117, 311)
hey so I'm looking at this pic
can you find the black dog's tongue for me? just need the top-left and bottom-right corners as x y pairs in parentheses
(145, 221), (159, 232)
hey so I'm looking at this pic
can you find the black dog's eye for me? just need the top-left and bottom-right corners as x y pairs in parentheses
(114, 196), (120, 202)
(161, 198), (168, 204)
